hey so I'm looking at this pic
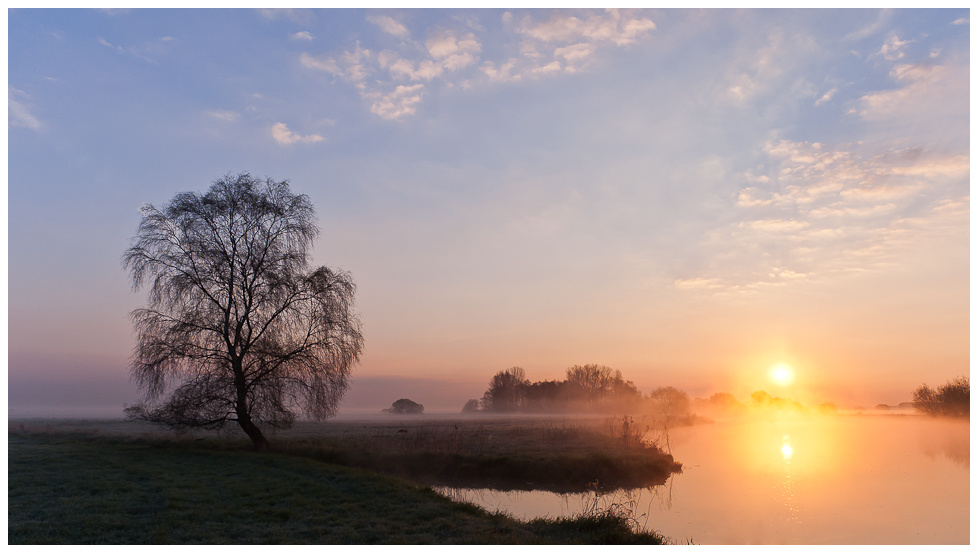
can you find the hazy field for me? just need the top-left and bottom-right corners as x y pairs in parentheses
(8, 415), (678, 544)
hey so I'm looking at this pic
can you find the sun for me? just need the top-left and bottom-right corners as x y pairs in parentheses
(769, 363), (795, 386)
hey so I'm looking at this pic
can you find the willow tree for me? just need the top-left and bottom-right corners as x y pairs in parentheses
(123, 173), (363, 450)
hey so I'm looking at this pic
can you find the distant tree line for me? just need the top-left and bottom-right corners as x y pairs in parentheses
(465, 365), (693, 419)
(913, 377), (969, 417)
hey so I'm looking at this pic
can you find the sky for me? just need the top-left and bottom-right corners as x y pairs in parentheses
(7, 8), (971, 417)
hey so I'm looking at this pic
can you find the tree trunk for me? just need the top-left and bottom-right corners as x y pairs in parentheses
(233, 361), (269, 451)
(237, 415), (270, 452)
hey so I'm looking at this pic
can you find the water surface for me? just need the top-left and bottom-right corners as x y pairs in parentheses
(441, 414), (969, 544)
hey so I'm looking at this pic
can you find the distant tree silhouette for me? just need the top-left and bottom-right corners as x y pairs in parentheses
(481, 367), (529, 412)
(523, 380), (566, 412)
(474, 365), (643, 414)
(461, 399), (480, 413)
(384, 398), (424, 414)
(123, 173), (363, 450)
(694, 392), (747, 416)
(913, 377), (969, 417)
(647, 386), (691, 421)
(564, 364), (640, 409)
(749, 390), (807, 413)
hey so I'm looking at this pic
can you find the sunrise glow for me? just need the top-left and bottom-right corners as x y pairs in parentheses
(6, 9), (970, 546)
(770, 363), (795, 387)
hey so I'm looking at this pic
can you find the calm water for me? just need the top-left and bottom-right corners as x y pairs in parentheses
(440, 414), (969, 544)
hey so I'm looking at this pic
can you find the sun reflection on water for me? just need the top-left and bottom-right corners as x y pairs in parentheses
(780, 433), (800, 526)
(436, 415), (970, 544)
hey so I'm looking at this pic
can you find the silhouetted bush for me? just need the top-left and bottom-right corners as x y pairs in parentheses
(913, 377), (969, 417)
(384, 399), (424, 415)
(461, 399), (480, 413)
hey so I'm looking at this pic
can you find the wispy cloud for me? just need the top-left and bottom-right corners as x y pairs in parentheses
(857, 63), (955, 120)
(291, 31), (314, 41)
(843, 9), (892, 41)
(814, 87), (837, 106)
(9, 87), (41, 130)
(876, 34), (910, 60)
(301, 9), (657, 120)
(207, 109), (240, 122)
(256, 9), (314, 24)
(677, 139), (968, 294)
(270, 122), (324, 145)
(367, 14), (410, 39)
(96, 35), (174, 63)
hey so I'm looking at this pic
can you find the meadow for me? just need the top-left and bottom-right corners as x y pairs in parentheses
(8, 416), (677, 544)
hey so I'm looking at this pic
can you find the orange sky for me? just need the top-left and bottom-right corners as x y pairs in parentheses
(7, 9), (971, 417)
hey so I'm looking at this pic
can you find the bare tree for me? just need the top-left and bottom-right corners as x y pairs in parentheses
(565, 364), (618, 405)
(123, 173), (363, 450)
(481, 367), (529, 412)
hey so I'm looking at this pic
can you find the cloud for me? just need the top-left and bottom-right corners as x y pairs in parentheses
(291, 31), (314, 41)
(299, 52), (341, 74)
(877, 34), (909, 60)
(951, 17), (968, 25)
(515, 9), (656, 74)
(814, 87), (837, 106)
(95, 35), (173, 63)
(855, 62), (968, 143)
(301, 43), (373, 88)
(425, 29), (481, 71)
(678, 139), (969, 294)
(480, 58), (521, 83)
(270, 122), (324, 144)
(740, 219), (810, 232)
(367, 14), (410, 39)
(300, 9), (656, 119)
(256, 9), (314, 24)
(207, 109), (240, 122)
(9, 87), (41, 130)
(517, 9), (655, 47)
(843, 9), (892, 41)
(366, 84), (425, 120)
(716, 29), (817, 106)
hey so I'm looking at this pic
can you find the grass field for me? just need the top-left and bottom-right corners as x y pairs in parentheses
(8, 417), (675, 544)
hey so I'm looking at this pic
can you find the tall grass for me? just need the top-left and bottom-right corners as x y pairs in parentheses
(272, 416), (681, 492)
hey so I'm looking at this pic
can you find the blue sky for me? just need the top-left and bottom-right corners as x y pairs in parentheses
(7, 9), (971, 415)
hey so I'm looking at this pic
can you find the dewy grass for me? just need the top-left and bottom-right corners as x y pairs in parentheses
(8, 430), (669, 544)
(273, 416), (682, 492)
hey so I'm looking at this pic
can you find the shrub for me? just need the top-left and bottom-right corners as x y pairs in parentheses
(912, 377), (969, 417)
(384, 399), (424, 415)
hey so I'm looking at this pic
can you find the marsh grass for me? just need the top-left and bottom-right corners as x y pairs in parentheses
(271, 415), (681, 493)
(8, 427), (668, 544)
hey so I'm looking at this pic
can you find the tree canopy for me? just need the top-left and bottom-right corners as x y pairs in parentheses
(123, 173), (363, 449)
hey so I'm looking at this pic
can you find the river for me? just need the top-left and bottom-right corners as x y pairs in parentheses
(439, 413), (969, 544)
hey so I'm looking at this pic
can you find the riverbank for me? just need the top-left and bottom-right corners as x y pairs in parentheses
(8, 420), (674, 544)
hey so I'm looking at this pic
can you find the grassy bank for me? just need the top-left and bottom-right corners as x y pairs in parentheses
(272, 415), (682, 493)
(8, 428), (670, 544)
